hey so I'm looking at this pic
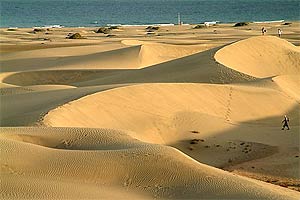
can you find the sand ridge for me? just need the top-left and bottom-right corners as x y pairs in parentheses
(215, 36), (300, 78)
(43, 83), (299, 144)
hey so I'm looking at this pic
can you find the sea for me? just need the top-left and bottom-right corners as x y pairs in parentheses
(0, 0), (299, 28)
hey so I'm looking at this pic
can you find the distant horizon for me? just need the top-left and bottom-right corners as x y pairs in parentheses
(1, 0), (299, 28)
(2, 20), (300, 29)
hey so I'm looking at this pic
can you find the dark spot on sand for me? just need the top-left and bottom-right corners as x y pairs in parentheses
(190, 130), (199, 134)
(240, 142), (245, 145)
(190, 139), (199, 144)
(188, 146), (194, 151)
(283, 22), (292, 25)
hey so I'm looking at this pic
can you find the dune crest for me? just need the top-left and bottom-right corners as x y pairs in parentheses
(43, 83), (299, 144)
(215, 36), (300, 78)
(0, 41), (206, 72)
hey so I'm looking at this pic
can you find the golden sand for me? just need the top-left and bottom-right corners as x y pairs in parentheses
(1, 22), (300, 199)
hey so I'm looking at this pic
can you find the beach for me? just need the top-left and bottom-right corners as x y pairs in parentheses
(1, 21), (300, 199)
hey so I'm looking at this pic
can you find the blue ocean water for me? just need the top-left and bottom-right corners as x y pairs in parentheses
(0, 0), (299, 28)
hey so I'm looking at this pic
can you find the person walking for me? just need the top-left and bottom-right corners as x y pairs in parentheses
(281, 115), (290, 130)
(262, 27), (266, 35)
(278, 29), (282, 37)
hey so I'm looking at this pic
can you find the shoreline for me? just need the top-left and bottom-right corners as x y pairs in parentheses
(1, 20), (300, 29)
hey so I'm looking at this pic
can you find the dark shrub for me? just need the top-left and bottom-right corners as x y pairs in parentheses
(106, 34), (116, 37)
(7, 28), (18, 31)
(96, 27), (110, 34)
(146, 26), (160, 32)
(283, 22), (292, 25)
(68, 33), (84, 39)
(193, 24), (205, 29)
(234, 22), (249, 27)
(108, 26), (119, 30)
(33, 28), (46, 32)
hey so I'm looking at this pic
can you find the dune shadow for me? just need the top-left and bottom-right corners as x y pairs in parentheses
(169, 104), (299, 174)
(2, 45), (257, 87)
(0, 83), (130, 126)
(76, 46), (257, 86)
(0, 45), (142, 72)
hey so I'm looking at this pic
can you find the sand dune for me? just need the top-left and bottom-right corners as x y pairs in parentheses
(215, 36), (300, 78)
(1, 43), (127, 61)
(0, 84), (129, 126)
(273, 75), (300, 101)
(1, 25), (300, 199)
(0, 41), (206, 72)
(1, 45), (256, 87)
(72, 46), (256, 87)
(1, 127), (299, 199)
(43, 83), (299, 145)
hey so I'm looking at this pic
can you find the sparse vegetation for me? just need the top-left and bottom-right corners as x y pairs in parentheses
(146, 26), (160, 32)
(190, 130), (199, 133)
(96, 27), (110, 34)
(108, 26), (119, 30)
(33, 28), (46, 32)
(234, 22), (250, 27)
(190, 139), (199, 144)
(67, 33), (84, 39)
(283, 22), (292, 25)
(193, 24), (206, 29)
(7, 28), (18, 31)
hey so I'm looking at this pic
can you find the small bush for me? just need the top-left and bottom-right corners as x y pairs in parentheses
(68, 33), (84, 39)
(234, 22), (250, 27)
(96, 27), (110, 34)
(283, 22), (292, 25)
(193, 24), (205, 29)
(146, 26), (159, 32)
(33, 28), (46, 32)
(108, 26), (119, 30)
(7, 28), (18, 31)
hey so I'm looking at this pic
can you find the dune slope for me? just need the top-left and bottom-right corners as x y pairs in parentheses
(0, 42), (206, 72)
(43, 83), (299, 144)
(215, 36), (300, 78)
